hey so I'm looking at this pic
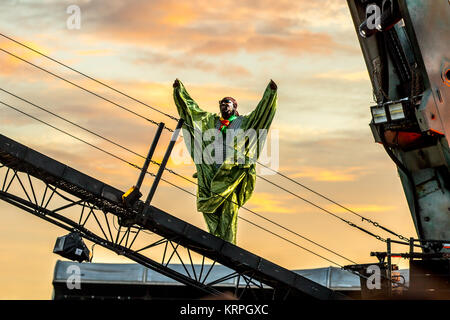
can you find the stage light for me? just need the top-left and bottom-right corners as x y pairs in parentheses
(53, 232), (90, 263)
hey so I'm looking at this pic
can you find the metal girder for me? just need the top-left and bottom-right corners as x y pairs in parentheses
(346, 0), (450, 244)
(0, 134), (348, 300)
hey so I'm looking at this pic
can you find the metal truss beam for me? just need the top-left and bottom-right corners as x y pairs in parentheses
(0, 134), (348, 300)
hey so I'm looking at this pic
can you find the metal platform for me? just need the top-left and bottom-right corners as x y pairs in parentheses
(0, 133), (349, 300)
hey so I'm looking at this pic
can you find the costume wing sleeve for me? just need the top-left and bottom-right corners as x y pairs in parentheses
(243, 81), (277, 131)
(173, 80), (212, 136)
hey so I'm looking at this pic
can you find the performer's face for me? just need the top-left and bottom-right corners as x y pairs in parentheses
(220, 99), (235, 118)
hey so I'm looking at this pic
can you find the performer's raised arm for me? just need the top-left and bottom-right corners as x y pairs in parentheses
(243, 80), (277, 131)
(173, 79), (211, 135)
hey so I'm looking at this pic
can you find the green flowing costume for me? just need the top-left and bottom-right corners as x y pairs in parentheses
(174, 80), (277, 244)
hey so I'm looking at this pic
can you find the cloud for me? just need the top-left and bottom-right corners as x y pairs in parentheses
(314, 70), (370, 82)
(76, 49), (115, 57)
(68, 0), (357, 58)
(246, 192), (296, 214)
(290, 166), (367, 182)
(133, 51), (251, 78)
(189, 31), (339, 56)
(0, 39), (51, 76)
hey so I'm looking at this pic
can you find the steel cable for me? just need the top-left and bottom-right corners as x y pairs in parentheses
(0, 34), (410, 244)
(0, 93), (358, 265)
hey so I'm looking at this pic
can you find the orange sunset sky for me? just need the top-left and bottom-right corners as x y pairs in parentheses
(0, 0), (417, 299)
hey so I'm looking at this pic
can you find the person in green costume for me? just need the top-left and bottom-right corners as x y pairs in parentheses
(173, 79), (277, 245)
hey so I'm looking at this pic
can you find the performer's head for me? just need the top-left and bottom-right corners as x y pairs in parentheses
(219, 97), (239, 119)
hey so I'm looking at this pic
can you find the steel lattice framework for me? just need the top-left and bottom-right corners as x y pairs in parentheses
(0, 134), (347, 300)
